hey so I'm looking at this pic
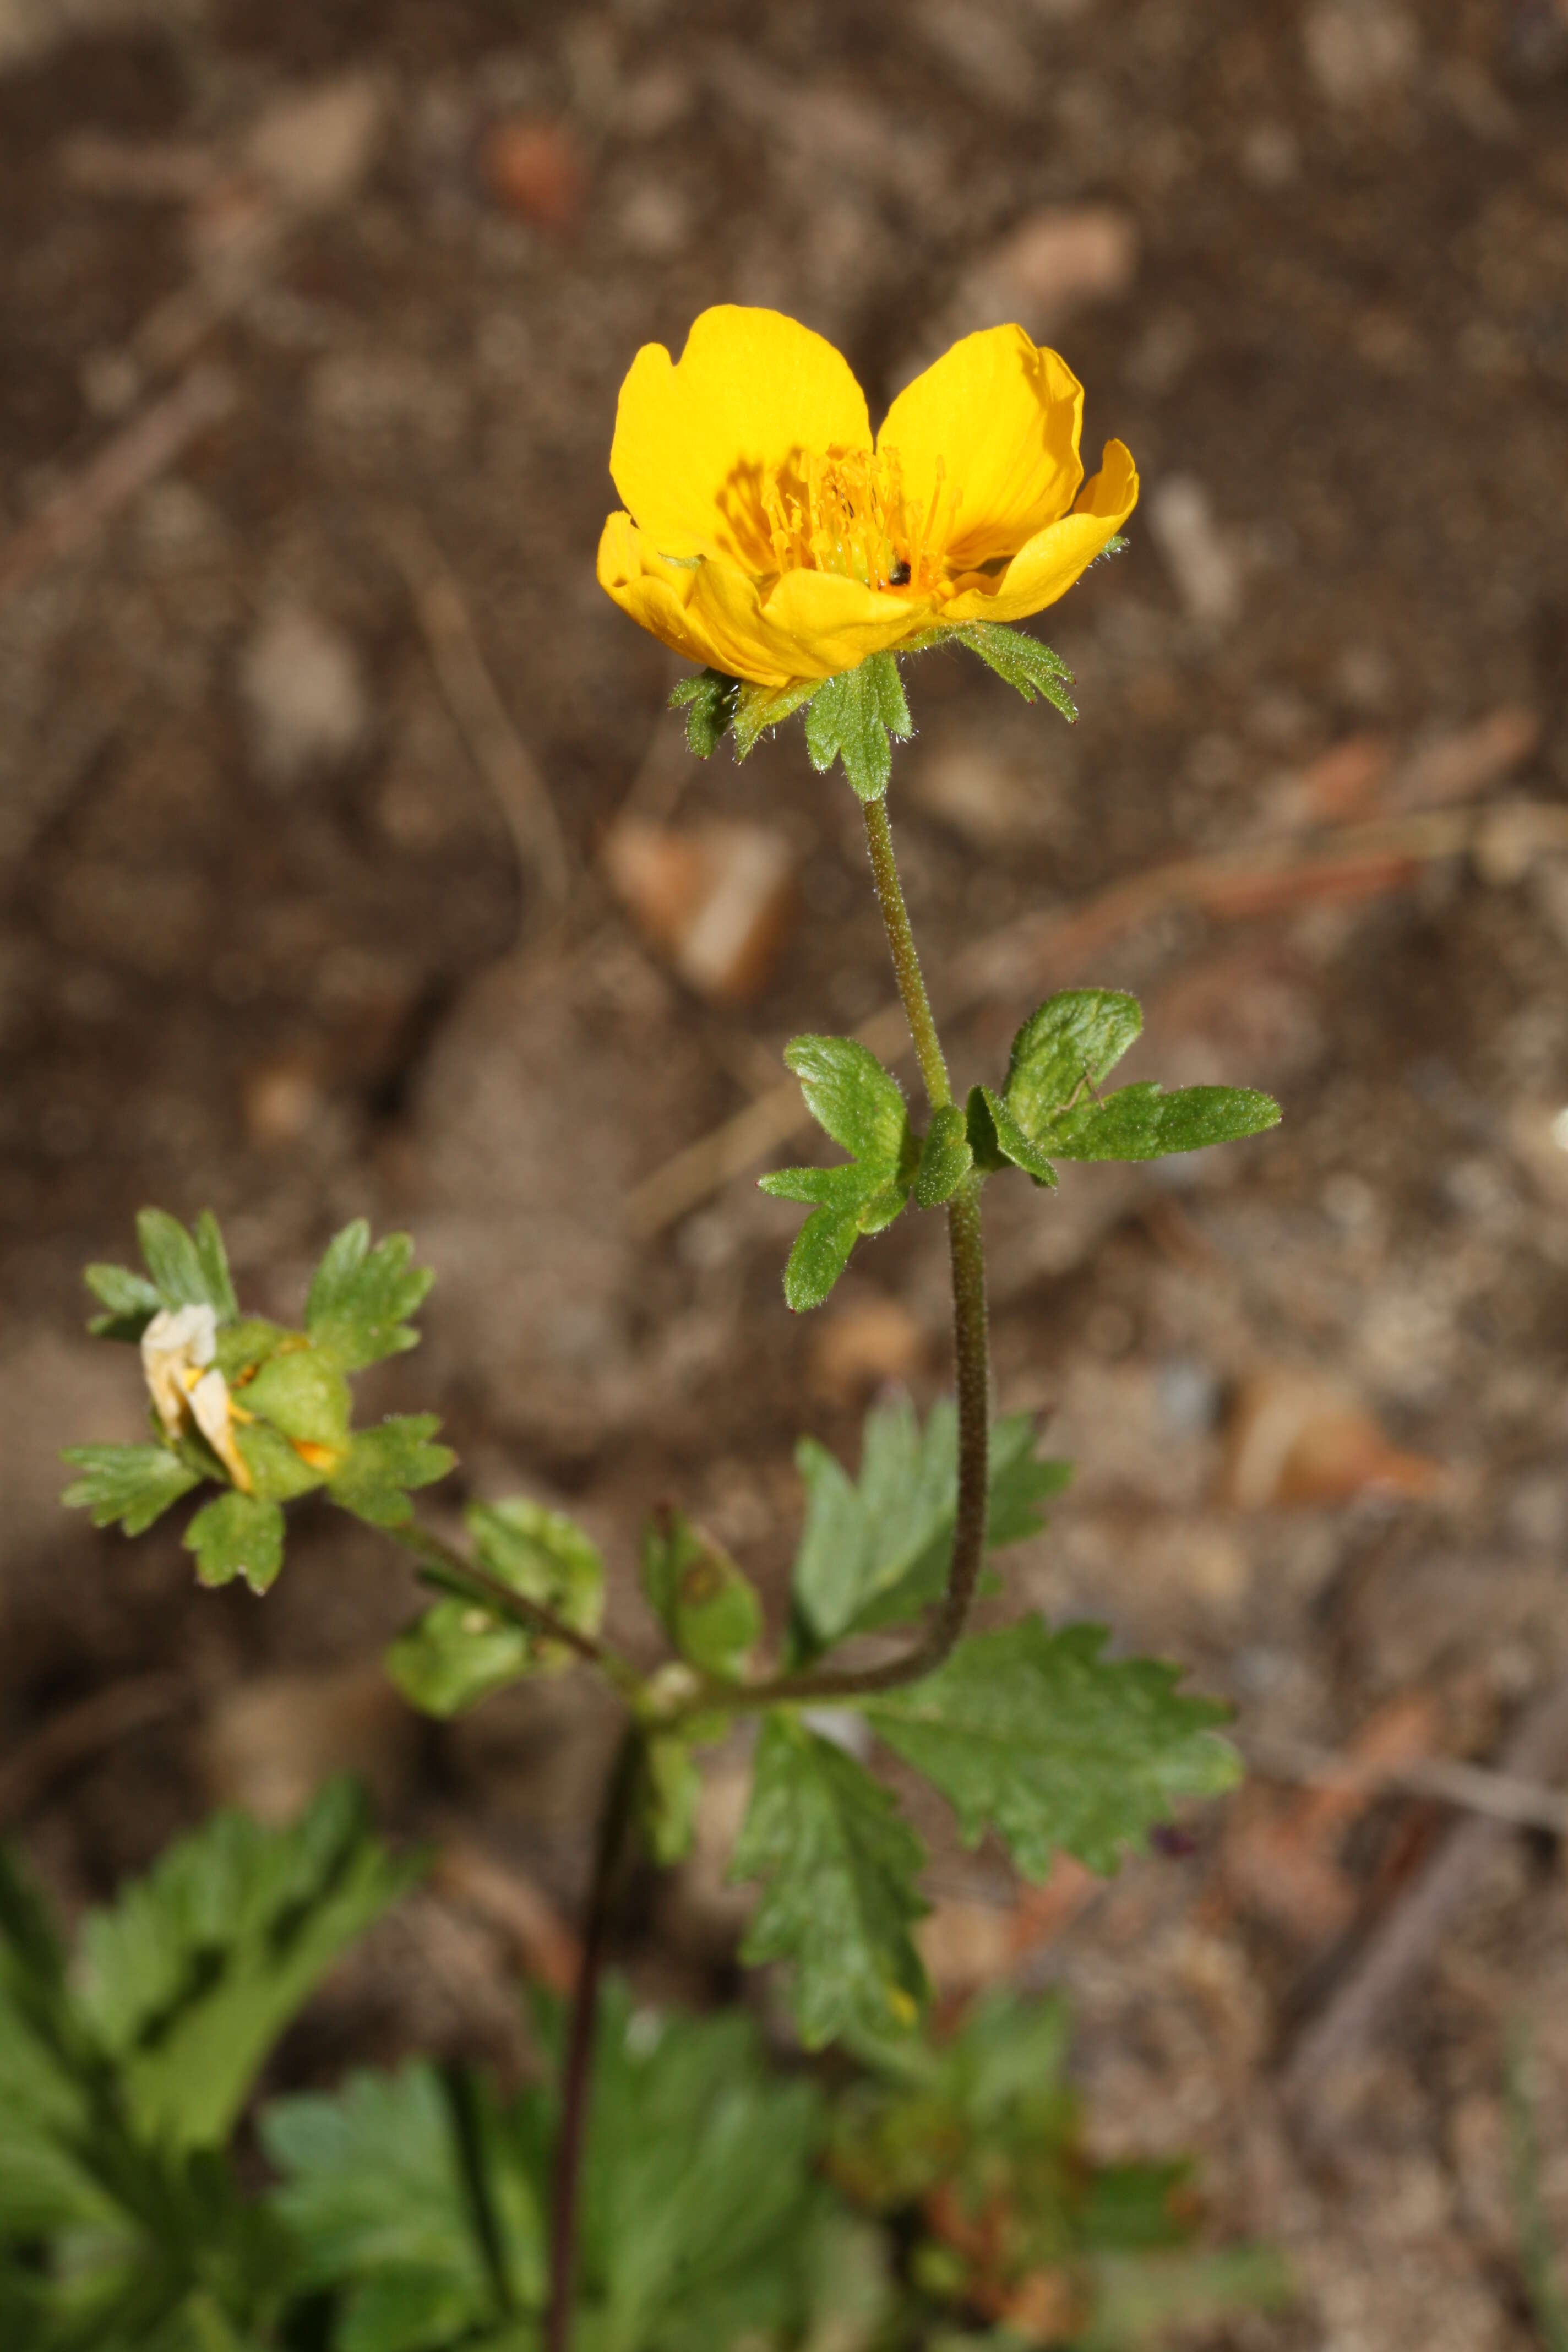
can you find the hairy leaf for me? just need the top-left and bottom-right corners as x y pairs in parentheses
(731, 1718), (928, 2048)
(305, 1223), (434, 1373)
(385, 1602), (533, 1719)
(760, 1037), (917, 1311)
(802, 653), (911, 802)
(668, 668), (740, 759)
(864, 1619), (1239, 1879)
(136, 1209), (238, 1320)
(731, 676), (821, 761)
(968, 1084), (1058, 1188)
(912, 1104), (973, 1208)
(61, 1445), (201, 1537)
(468, 1498), (605, 1640)
(1003, 990), (1281, 1166)
(328, 1417), (455, 1529)
(183, 1493), (285, 1596)
(945, 620), (1077, 721)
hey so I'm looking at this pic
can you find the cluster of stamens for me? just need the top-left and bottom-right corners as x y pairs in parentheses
(760, 447), (959, 594)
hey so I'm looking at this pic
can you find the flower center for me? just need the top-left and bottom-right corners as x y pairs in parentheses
(760, 448), (957, 595)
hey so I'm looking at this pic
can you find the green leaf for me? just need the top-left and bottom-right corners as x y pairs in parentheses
(759, 1037), (917, 1311)
(468, 1497), (605, 1642)
(913, 1104), (973, 1208)
(232, 1419), (328, 1504)
(242, 1345), (351, 1454)
(328, 1416), (455, 1529)
(731, 1717), (928, 2049)
(1001, 989), (1281, 1166)
(262, 2061), (544, 2339)
(578, 1986), (827, 2350)
(136, 1210), (232, 1318)
(305, 1222), (434, 1373)
(641, 1509), (763, 1679)
(1080, 2246), (1294, 2349)
(864, 1618), (1239, 1880)
(945, 620), (1078, 721)
(802, 652), (911, 802)
(385, 1599), (532, 1719)
(61, 1444), (200, 1536)
(969, 1084), (1058, 1187)
(790, 1398), (1070, 1653)
(668, 668), (740, 758)
(77, 1780), (420, 2150)
(84, 1262), (165, 1343)
(182, 1493), (285, 1596)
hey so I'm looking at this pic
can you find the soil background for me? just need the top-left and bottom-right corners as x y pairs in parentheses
(4, 1), (1568, 2344)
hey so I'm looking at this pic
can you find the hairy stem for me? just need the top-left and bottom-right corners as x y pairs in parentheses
(390, 1521), (643, 1698)
(861, 793), (951, 1112)
(683, 796), (991, 1714)
(546, 1728), (641, 2352)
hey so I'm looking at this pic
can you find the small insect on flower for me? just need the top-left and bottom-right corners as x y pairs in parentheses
(140, 1302), (254, 1493)
(597, 304), (1137, 691)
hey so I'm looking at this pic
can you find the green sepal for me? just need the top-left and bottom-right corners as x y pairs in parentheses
(1003, 989), (1281, 1164)
(233, 1420), (329, 1503)
(467, 1496), (606, 1653)
(211, 1317), (293, 1384)
(912, 1103), (973, 1208)
(942, 620), (1078, 721)
(759, 1036), (917, 1311)
(731, 1716), (929, 2049)
(60, 1442), (201, 1534)
(968, 1084), (1058, 1187)
(732, 676), (823, 760)
(641, 1507), (764, 1679)
(134, 1207), (239, 1320)
(182, 1491), (286, 1595)
(241, 1346), (352, 1456)
(304, 1221), (434, 1373)
(327, 1416), (455, 1528)
(669, 668), (741, 758)
(802, 652), (911, 802)
(83, 1261), (165, 1342)
(385, 1599), (533, 1717)
(863, 1617), (1240, 1880)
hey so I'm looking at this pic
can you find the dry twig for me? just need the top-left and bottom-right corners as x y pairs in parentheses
(1281, 1673), (1568, 2137)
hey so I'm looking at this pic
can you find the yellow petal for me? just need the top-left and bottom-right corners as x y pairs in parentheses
(941, 440), (1138, 624)
(878, 327), (1085, 572)
(598, 513), (931, 689)
(609, 306), (872, 568)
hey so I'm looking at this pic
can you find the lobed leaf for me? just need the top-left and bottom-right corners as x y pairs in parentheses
(731, 1717), (928, 2049)
(305, 1222), (434, 1373)
(760, 1037), (917, 1311)
(1000, 990), (1281, 1167)
(61, 1444), (201, 1537)
(790, 1398), (1070, 1654)
(183, 1492), (285, 1596)
(802, 652), (911, 803)
(385, 1600), (533, 1719)
(328, 1416), (455, 1530)
(135, 1209), (233, 1318)
(84, 1261), (165, 1343)
(945, 620), (1078, 721)
(967, 1084), (1058, 1187)
(864, 1618), (1239, 1881)
(467, 1496), (605, 1640)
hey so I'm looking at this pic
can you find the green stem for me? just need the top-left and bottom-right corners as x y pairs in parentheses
(390, 1520), (643, 1700)
(680, 796), (991, 1714)
(861, 793), (951, 1113)
(545, 1728), (641, 2352)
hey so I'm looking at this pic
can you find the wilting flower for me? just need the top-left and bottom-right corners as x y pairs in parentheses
(141, 1302), (253, 1492)
(598, 306), (1137, 692)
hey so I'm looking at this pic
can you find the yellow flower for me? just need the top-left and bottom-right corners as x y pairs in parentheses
(597, 306), (1137, 692)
